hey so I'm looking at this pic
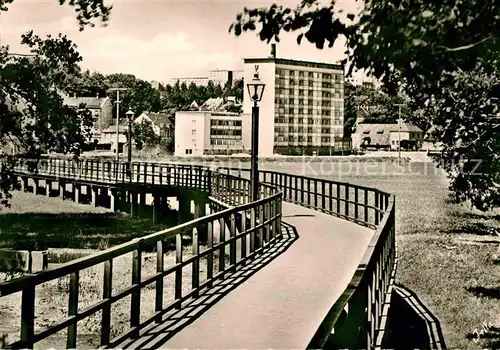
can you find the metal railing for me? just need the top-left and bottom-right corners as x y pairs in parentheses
(214, 166), (397, 349)
(0, 159), (282, 349)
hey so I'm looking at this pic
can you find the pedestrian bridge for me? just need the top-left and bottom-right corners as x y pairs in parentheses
(0, 157), (396, 349)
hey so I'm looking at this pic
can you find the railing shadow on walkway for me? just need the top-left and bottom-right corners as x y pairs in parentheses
(114, 222), (299, 349)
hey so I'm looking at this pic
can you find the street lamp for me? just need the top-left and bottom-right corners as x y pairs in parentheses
(394, 103), (405, 165)
(125, 109), (134, 178)
(246, 65), (266, 201)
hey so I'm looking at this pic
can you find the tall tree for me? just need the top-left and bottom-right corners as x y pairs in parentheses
(0, 0), (111, 207)
(0, 32), (93, 205)
(230, 0), (500, 211)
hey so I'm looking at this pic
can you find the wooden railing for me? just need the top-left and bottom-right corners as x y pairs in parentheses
(0, 160), (282, 349)
(215, 166), (397, 349)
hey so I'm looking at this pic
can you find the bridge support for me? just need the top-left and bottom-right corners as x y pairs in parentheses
(139, 192), (146, 216)
(45, 180), (52, 197)
(152, 193), (160, 224)
(91, 186), (98, 207)
(59, 182), (66, 200)
(33, 179), (39, 195)
(130, 192), (138, 217)
(74, 184), (80, 204)
(194, 199), (207, 242)
(178, 195), (191, 224)
(109, 189), (118, 212)
(20, 176), (28, 192)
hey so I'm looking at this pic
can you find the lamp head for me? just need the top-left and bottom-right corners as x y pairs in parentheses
(246, 65), (266, 103)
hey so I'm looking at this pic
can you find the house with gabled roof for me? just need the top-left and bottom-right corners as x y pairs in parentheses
(352, 122), (424, 151)
(135, 112), (174, 140)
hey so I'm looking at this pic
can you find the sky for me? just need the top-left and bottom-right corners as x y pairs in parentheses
(0, 0), (365, 84)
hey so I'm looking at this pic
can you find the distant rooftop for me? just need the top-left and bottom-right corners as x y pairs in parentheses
(244, 57), (343, 71)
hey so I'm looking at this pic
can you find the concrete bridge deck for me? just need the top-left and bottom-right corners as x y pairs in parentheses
(117, 201), (373, 349)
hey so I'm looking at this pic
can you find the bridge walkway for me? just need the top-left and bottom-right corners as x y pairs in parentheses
(117, 201), (373, 349)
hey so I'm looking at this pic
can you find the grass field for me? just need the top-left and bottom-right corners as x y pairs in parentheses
(255, 159), (500, 349)
(0, 191), (224, 348)
(0, 191), (178, 251)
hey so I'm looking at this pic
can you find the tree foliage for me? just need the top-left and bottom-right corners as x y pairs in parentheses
(0, 32), (93, 205)
(132, 119), (159, 150)
(0, 0), (111, 207)
(158, 79), (243, 110)
(230, 0), (500, 211)
(1, 0), (112, 31)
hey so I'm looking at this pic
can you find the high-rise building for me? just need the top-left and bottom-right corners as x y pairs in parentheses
(243, 46), (345, 156)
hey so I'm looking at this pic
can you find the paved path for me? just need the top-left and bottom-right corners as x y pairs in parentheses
(119, 202), (373, 349)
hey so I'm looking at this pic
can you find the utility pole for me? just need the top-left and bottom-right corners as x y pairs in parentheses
(394, 103), (405, 165)
(109, 88), (128, 164)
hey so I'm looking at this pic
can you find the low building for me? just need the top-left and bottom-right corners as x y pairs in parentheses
(351, 123), (424, 151)
(174, 111), (251, 156)
(102, 120), (129, 154)
(135, 112), (174, 140)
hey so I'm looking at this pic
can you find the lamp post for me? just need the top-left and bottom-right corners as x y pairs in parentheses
(125, 109), (134, 178)
(394, 103), (405, 165)
(246, 65), (266, 202)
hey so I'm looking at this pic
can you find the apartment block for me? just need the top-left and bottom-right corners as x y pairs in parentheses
(175, 111), (251, 156)
(243, 52), (346, 156)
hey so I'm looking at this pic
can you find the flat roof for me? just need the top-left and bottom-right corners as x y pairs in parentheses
(244, 58), (343, 71)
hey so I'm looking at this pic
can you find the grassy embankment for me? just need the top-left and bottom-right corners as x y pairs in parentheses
(0, 191), (223, 348)
(258, 160), (499, 349)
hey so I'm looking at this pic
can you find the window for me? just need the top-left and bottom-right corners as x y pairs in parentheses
(298, 117), (304, 124)
(289, 79), (295, 85)
(308, 109), (313, 115)
(299, 90), (304, 96)
(308, 72), (314, 78)
(307, 136), (313, 143)
(299, 80), (304, 86)
(308, 81), (313, 87)
(289, 108), (294, 114)
(308, 90), (314, 97)
(299, 71), (304, 77)
(299, 99), (304, 105)
(289, 88), (294, 95)
(192, 120), (196, 124)
(289, 98), (295, 105)
(192, 129), (196, 135)
(298, 136), (304, 142)
(298, 108), (304, 114)
(289, 70), (295, 76)
(307, 127), (313, 133)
